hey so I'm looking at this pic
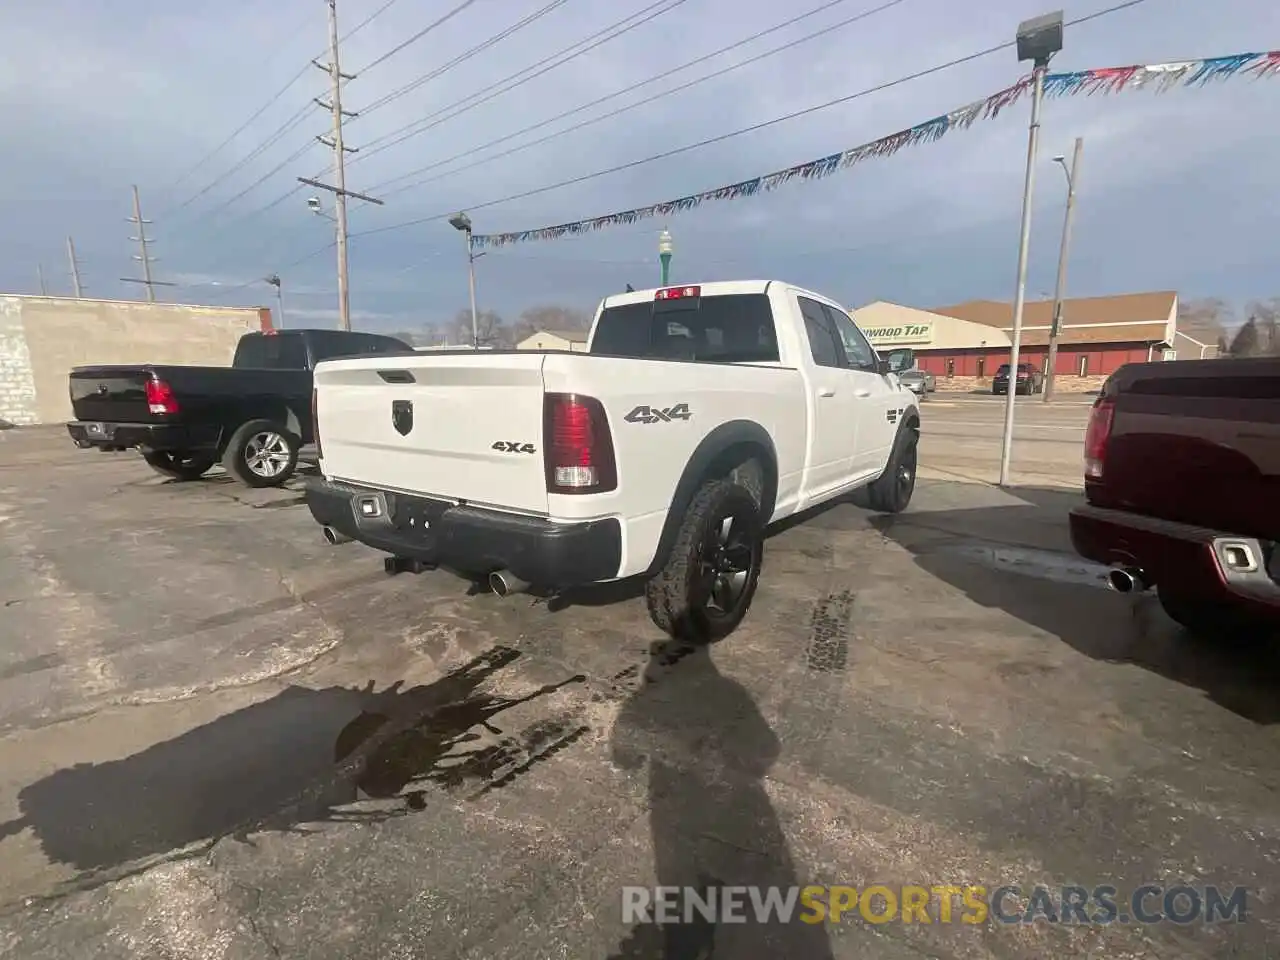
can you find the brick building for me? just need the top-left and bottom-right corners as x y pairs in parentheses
(853, 292), (1205, 391)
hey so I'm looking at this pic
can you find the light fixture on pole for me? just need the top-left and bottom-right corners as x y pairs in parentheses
(658, 228), (673, 286)
(264, 273), (285, 328)
(997, 9), (1063, 488)
(1043, 136), (1083, 403)
(449, 212), (485, 349)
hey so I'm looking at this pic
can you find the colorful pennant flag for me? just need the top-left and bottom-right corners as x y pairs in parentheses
(470, 51), (1280, 250)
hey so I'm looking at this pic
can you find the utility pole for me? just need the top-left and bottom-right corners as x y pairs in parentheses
(67, 236), (84, 297)
(129, 185), (157, 301)
(999, 10), (1063, 488)
(1043, 136), (1083, 402)
(37, 264), (48, 295)
(301, 0), (384, 331)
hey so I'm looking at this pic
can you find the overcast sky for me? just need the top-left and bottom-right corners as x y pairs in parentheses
(2, 0), (1276, 333)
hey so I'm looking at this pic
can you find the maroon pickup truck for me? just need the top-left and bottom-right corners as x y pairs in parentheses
(1069, 357), (1279, 638)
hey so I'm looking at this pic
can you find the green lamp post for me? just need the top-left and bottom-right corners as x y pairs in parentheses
(658, 228), (673, 286)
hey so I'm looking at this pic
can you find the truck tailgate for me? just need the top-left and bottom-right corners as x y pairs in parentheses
(68, 366), (155, 422)
(314, 352), (550, 514)
(1100, 357), (1280, 538)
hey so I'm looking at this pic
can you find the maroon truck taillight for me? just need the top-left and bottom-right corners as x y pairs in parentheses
(1083, 395), (1115, 480)
(543, 393), (617, 494)
(145, 378), (179, 415)
(312, 388), (322, 458)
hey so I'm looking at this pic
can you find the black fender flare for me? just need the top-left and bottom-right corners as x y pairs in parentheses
(645, 420), (779, 575)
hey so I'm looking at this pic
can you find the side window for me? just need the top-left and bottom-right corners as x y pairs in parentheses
(825, 307), (878, 371)
(798, 296), (844, 369)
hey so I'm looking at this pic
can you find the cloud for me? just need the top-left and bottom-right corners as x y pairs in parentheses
(3, 0), (1279, 327)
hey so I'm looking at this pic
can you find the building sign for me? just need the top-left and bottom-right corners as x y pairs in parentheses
(860, 321), (934, 346)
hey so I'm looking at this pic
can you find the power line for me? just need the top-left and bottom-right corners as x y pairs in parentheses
(353, 0), (1150, 240)
(154, 0), (404, 217)
(194, 0), (680, 231)
(354, 0), (580, 126)
(356, 0), (481, 73)
(350, 0), (686, 164)
(163, 103), (314, 217)
(199, 141), (319, 225)
(371, 0), (909, 197)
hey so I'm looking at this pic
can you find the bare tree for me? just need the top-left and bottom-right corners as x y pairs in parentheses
(1178, 297), (1234, 348)
(389, 326), (439, 348)
(449, 308), (507, 347)
(511, 305), (591, 346)
(1243, 298), (1280, 355)
(1228, 317), (1262, 357)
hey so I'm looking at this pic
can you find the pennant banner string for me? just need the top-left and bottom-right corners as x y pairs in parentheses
(470, 51), (1280, 250)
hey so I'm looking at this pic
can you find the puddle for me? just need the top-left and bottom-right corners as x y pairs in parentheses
(0, 646), (587, 882)
(942, 544), (1111, 590)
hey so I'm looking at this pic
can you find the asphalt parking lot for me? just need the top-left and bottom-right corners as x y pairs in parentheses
(1, 402), (1277, 960)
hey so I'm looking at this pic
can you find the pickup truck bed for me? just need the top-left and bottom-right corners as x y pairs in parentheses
(1069, 356), (1280, 635)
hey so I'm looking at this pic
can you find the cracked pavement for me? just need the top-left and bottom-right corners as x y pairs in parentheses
(0, 410), (1278, 959)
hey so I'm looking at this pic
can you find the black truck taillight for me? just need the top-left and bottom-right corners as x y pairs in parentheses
(312, 388), (321, 458)
(543, 393), (616, 494)
(145, 378), (179, 415)
(1083, 395), (1115, 480)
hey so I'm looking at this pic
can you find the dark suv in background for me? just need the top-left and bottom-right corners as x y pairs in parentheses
(992, 362), (1044, 395)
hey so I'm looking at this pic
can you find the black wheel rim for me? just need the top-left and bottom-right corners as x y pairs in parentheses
(896, 442), (917, 500)
(693, 504), (759, 622)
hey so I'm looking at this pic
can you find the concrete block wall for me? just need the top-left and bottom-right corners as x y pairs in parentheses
(0, 296), (270, 426)
(0, 300), (40, 425)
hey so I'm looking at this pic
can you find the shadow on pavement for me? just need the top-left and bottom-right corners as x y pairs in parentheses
(0, 647), (588, 877)
(872, 486), (1280, 725)
(607, 641), (834, 960)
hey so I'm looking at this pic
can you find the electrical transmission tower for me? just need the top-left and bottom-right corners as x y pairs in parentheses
(121, 185), (176, 301)
(300, 0), (384, 331)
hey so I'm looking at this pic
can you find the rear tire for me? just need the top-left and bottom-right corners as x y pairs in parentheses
(142, 450), (216, 481)
(852, 425), (918, 514)
(222, 419), (300, 488)
(645, 480), (764, 643)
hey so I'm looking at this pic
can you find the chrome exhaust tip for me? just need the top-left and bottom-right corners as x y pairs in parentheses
(322, 525), (353, 545)
(489, 570), (530, 597)
(1107, 565), (1146, 594)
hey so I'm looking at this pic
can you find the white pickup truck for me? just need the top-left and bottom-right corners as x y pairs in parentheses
(306, 280), (920, 640)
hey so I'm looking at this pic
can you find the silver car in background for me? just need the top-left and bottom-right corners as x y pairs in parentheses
(896, 367), (935, 397)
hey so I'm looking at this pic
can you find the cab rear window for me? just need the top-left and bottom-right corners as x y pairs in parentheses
(589, 294), (779, 363)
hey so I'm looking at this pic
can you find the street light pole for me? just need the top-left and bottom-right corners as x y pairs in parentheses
(449, 212), (482, 349)
(1043, 136), (1083, 402)
(998, 10), (1063, 489)
(658, 228), (673, 286)
(265, 274), (285, 327)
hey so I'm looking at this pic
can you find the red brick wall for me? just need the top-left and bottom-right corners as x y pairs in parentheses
(915, 342), (1157, 380)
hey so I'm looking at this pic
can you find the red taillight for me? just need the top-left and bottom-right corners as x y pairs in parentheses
(1083, 395), (1115, 480)
(654, 285), (701, 300)
(312, 388), (322, 458)
(145, 378), (179, 415)
(543, 393), (616, 494)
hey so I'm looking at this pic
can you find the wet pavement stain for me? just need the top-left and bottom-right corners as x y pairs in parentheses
(0, 646), (587, 883)
(805, 591), (853, 673)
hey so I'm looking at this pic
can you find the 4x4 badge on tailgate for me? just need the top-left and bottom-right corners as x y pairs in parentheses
(492, 441), (536, 454)
(392, 399), (413, 436)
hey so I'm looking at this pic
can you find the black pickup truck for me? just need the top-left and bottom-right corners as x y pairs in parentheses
(66, 328), (410, 487)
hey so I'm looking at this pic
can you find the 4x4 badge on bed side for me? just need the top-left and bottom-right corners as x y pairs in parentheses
(624, 402), (692, 424)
